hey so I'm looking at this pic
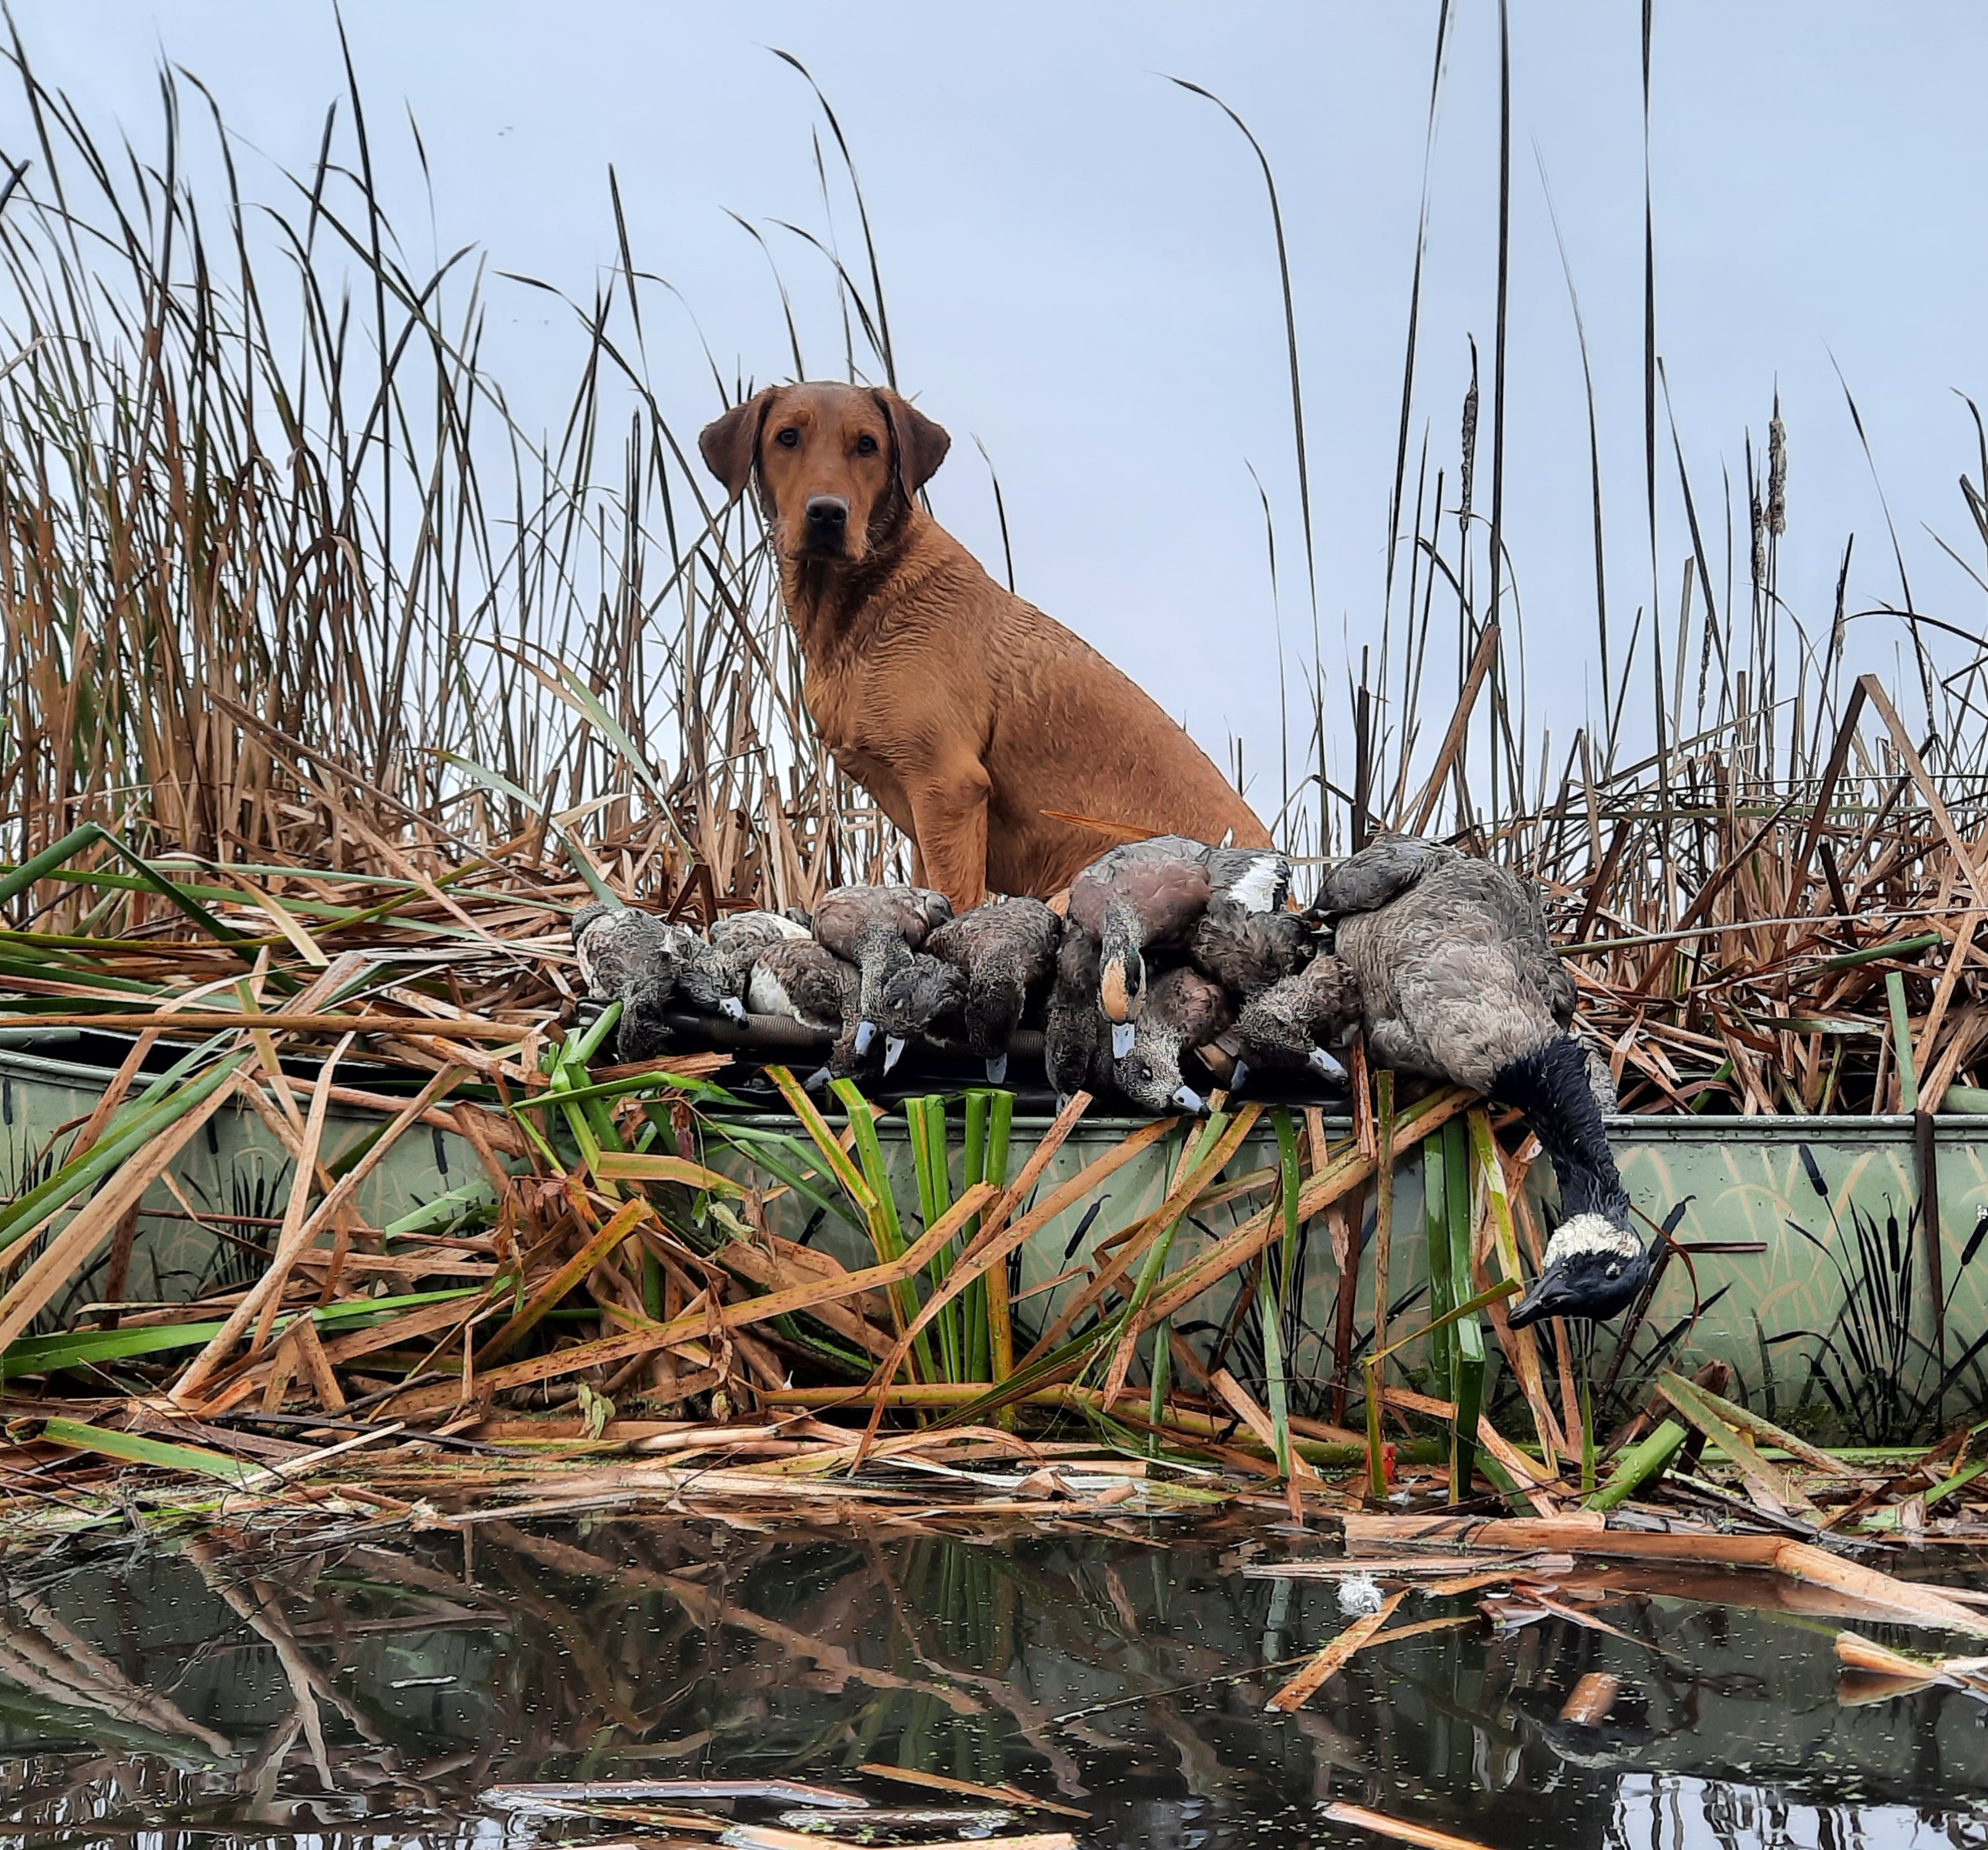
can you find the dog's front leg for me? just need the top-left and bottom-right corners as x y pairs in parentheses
(905, 757), (991, 913)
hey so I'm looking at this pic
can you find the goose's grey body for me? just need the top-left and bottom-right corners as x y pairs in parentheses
(1320, 835), (1647, 1326)
(1323, 843), (1575, 1092)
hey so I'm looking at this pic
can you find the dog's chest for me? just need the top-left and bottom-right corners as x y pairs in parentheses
(802, 658), (908, 806)
(801, 655), (887, 762)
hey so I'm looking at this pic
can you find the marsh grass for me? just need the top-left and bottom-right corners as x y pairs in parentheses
(0, 28), (905, 932)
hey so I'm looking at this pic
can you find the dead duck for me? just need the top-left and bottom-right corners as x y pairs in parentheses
(571, 904), (706, 1063)
(571, 903), (701, 1002)
(1231, 954), (1363, 1092)
(811, 885), (954, 1057)
(873, 954), (971, 1073)
(677, 910), (811, 1022)
(1318, 834), (1647, 1326)
(745, 937), (862, 1068)
(1189, 894), (1314, 999)
(1113, 964), (1235, 1116)
(925, 896), (1063, 1083)
(1045, 927), (1115, 1106)
(1068, 836), (1288, 1058)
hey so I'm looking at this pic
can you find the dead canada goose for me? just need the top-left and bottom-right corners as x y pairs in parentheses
(811, 885), (954, 1056)
(677, 910), (811, 1022)
(925, 896), (1063, 1083)
(873, 954), (970, 1073)
(1114, 965), (1234, 1116)
(1045, 927), (1114, 1106)
(1231, 954), (1363, 1092)
(1068, 836), (1287, 1058)
(1318, 835), (1648, 1326)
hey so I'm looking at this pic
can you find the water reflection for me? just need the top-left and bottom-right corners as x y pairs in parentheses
(0, 1522), (1980, 1848)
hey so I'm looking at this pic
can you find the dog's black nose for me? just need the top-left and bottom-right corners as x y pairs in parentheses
(805, 495), (848, 532)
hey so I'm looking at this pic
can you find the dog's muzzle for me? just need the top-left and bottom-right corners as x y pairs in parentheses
(802, 494), (849, 556)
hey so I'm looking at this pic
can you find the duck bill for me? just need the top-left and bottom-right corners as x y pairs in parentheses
(984, 1051), (1008, 1085)
(1307, 1046), (1348, 1084)
(852, 1020), (877, 1058)
(1170, 1085), (1206, 1116)
(882, 1034), (908, 1074)
(1111, 1021), (1137, 1059)
(720, 997), (748, 1024)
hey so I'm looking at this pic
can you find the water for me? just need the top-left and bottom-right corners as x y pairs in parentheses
(0, 1521), (1982, 1849)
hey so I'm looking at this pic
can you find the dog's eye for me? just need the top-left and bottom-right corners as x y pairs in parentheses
(854, 433), (878, 456)
(775, 427), (800, 449)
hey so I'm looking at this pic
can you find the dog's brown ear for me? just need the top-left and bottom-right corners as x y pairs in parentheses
(698, 387), (778, 501)
(874, 389), (951, 495)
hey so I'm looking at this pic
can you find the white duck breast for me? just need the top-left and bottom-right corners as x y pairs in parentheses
(745, 940), (855, 1032)
(681, 910), (814, 1021)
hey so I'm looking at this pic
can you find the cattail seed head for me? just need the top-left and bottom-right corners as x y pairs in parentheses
(1768, 415), (1788, 536)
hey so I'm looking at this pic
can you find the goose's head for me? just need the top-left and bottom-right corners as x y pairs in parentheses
(1506, 1214), (1651, 1327)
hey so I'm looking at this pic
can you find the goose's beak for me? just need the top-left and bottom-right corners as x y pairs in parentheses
(1111, 1021), (1136, 1059)
(985, 1052), (1008, 1085)
(1507, 1265), (1579, 1330)
(1308, 1046), (1348, 1084)
(1170, 1085), (1206, 1115)
(882, 1034), (908, 1074)
(720, 997), (748, 1024)
(853, 1020), (877, 1058)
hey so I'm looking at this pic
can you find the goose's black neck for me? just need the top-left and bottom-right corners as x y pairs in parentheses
(1489, 1035), (1630, 1225)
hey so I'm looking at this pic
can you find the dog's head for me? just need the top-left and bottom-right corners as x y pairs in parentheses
(698, 382), (950, 566)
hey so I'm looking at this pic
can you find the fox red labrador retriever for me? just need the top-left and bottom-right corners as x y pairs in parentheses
(699, 383), (1270, 911)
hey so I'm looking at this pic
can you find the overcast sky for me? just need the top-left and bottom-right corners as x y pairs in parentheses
(21, 2), (1988, 816)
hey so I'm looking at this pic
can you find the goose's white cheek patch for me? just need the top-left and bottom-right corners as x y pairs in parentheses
(1542, 1213), (1642, 1265)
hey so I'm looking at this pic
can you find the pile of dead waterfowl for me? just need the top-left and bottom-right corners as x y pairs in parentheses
(0, 818), (1982, 1563)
